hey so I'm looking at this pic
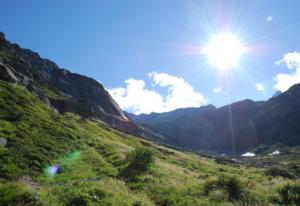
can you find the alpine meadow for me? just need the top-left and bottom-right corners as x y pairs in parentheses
(1, 1), (300, 206)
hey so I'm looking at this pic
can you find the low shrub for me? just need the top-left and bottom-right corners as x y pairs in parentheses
(120, 147), (154, 179)
(240, 189), (268, 206)
(66, 196), (88, 206)
(203, 175), (244, 201)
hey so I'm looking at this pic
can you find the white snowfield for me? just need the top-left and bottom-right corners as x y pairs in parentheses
(269, 150), (280, 156)
(241, 152), (256, 157)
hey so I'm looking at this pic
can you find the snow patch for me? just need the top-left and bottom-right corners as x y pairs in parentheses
(269, 150), (280, 156)
(241, 152), (256, 157)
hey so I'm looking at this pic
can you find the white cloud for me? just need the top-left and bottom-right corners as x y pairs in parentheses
(108, 72), (207, 114)
(274, 52), (300, 92)
(256, 83), (265, 91)
(265, 16), (272, 23)
(108, 79), (164, 115)
(213, 87), (222, 93)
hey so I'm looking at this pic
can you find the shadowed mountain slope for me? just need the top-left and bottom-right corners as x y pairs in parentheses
(130, 85), (300, 154)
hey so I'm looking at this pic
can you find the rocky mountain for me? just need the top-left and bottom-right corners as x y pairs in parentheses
(127, 105), (216, 126)
(253, 84), (300, 146)
(130, 85), (300, 154)
(0, 32), (157, 137)
(127, 105), (217, 145)
(272, 90), (282, 98)
(1, 31), (300, 156)
(0, 32), (299, 205)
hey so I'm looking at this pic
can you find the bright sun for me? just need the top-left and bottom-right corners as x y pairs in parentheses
(204, 32), (245, 70)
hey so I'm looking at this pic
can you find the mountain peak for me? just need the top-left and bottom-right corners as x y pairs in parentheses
(0, 32), (144, 135)
(272, 90), (282, 98)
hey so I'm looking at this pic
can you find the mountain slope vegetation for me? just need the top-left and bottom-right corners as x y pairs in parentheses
(0, 80), (300, 206)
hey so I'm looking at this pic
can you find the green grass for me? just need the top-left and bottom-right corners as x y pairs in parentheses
(42, 86), (69, 100)
(246, 144), (300, 179)
(0, 80), (299, 205)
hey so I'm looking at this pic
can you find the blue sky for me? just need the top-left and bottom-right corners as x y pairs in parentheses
(1, 0), (300, 114)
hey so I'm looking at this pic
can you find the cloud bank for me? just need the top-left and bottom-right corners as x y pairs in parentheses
(108, 72), (206, 114)
(274, 52), (300, 92)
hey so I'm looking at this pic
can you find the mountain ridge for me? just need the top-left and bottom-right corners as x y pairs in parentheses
(1, 31), (300, 155)
(0, 31), (162, 139)
(130, 85), (300, 154)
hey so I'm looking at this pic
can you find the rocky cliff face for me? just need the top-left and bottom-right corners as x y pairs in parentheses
(0, 32), (144, 136)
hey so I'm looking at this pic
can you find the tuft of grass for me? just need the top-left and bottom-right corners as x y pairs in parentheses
(203, 175), (244, 201)
(120, 147), (154, 180)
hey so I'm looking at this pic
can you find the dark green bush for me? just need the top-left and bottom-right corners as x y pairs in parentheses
(120, 147), (154, 179)
(157, 195), (176, 206)
(203, 175), (244, 201)
(1, 105), (24, 122)
(277, 182), (300, 206)
(265, 167), (295, 179)
(132, 201), (142, 206)
(66, 196), (88, 206)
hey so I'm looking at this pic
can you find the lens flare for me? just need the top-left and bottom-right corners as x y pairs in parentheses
(44, 151), (81, 177)
(45, 165), (60, 177)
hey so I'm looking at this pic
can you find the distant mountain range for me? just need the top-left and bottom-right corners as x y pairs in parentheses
(1, 31), (300, 155)
(129, 84), (300, 154)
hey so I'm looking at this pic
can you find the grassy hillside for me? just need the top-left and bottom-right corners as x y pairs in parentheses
(0, 80), (299, 206)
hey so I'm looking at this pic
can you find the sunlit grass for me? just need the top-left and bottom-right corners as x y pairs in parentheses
(0, 80), (299, 205)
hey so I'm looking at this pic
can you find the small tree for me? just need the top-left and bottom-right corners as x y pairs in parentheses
(120, 147), (154, 179)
